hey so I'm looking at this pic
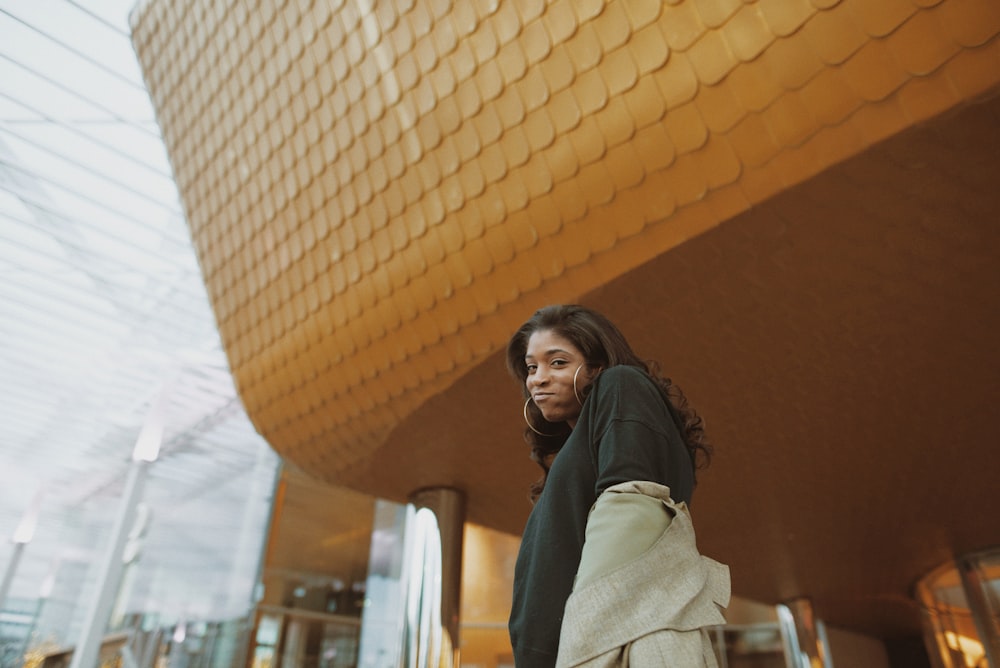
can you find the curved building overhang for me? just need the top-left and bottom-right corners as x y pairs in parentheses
(131, 0), (1000, 636)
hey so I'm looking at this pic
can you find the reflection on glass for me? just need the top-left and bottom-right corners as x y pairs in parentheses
(917, 548), (1000, 668)
(403, 507), (445, 668)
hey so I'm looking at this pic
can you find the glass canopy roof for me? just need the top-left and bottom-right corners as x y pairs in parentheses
(0, 0), (279, 634)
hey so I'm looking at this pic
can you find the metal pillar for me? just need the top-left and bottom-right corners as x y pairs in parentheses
(406, 487), (466, 668)
(777, 598), (832, 668)
(957, 554), (1000, 667)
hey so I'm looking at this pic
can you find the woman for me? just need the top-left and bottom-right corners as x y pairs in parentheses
(506, 305), (730, 667)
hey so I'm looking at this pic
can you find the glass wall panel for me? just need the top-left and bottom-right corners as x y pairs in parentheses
(918, 549), (1000, 668)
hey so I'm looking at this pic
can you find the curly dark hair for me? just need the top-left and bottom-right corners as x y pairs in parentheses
(505, 304), (712, 501)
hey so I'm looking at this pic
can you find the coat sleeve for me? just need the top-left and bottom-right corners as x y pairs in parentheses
(555, 482), (730, 668)
(572, 489), (672, 591)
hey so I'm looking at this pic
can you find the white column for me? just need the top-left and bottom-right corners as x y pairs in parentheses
(778, 597), (833, 668)
(69, 388), (167, 668)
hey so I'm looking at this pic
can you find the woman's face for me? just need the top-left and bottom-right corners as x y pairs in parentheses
(524, 329), (597, 428)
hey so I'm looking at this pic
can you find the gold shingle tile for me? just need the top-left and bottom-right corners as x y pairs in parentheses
(514, 0), (546, 24)
(540, 44), (576, 92)
(799, 9), (866, 64)
(725, 113), (780, 167)
(526, 195), (562, 238)
(596, 96), (637, 148)
(594, 2), (633, 52)
(576, 161), (615, 207)
(652, 53), (699, 108)
(479, 143), (508, 184)
(558, 216), (594, 268)
(695, 0), (742, 28)
(543, 134), (580, 182)
(518, 67), (551, 112)
(694, 79), (745, 133)
(889, 8), (960, 76)
(523, 107), (556, 149)
(605, 142), (645, 191)
(943, 34), (1000, 97)
(762, 92), (818, 148)
(543, 0), (579, 44)
(475, 59), (504, 102)
(566, 22), (604, 73)
(573, 67), (610, 115)
(633, 122), (676, 172)
(599, 47), (640, 96)
(422, 188), (448, 226)
(501, 125), (531, 168)
(451, 40), (477, 80)
(629, 23), (670, 75)
(623, 0), (662, 31)
(659, 1), (707, 51)
(436, 95), (462, 135)
(663, 100), (709, 154)
(498, 39), (528, 85)
(498, 169), (531, 212)
(849, 95), (908, 144)
(492, 0), (524, 45)
(843, 0), (917, 38)
(897, 68), (963, 124)
(573, 0), (604, 23)
(522, 18), (552, 65)
(798, 67), (862, 126)
(431, 63), (458, 99)
(434, 15), (459, 56)
(722, 4), (775, 63)
(841, 38), (909, 101)
(550, 179), (587, 223)
(687, 29), (737, 86)
(935, 0), (1000, 47)
(496, 85), (527, 129)
(456, 78), (484, 119)
(624, 76), (667, 129)
(761, 34), (826, 90)
(470, 20), (499, 63)
(523, 154), (555, 197)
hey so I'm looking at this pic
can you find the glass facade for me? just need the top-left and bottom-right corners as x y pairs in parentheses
(918, 549), (1000, 668)
(0, 2), (281, 665)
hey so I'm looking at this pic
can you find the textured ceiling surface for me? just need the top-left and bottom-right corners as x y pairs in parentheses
(131, 0), (1000, 488)
(131, 0), (1000, 637)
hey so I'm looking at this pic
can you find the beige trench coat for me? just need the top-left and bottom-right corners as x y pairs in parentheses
(554, 481), (731, 668)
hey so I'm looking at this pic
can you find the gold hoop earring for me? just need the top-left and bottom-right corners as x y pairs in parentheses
(524, 397), (556, 436)
(573, 365), (601, 406)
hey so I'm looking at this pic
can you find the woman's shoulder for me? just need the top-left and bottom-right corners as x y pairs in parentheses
(593, 365), (660, 397)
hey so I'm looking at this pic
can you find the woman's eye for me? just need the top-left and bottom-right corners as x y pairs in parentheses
(526, 364), (537, 373)
(551, 359), (567, 367)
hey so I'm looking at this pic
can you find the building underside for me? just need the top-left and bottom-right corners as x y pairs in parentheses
(131, 0), (1000, 640)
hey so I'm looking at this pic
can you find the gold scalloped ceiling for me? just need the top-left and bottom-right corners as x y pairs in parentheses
(130, 0), (1000, 482)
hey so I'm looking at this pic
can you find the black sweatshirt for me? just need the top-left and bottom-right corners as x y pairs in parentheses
(508, 365), (695, 667)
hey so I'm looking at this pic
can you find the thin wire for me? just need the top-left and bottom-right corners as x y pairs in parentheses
(0, 214), (209, 305)
(0, 191), (195, 265)
(0, 127), (193, 250)
(0, 157), (180, 218)
(0, 160), (191, 258)
(0, 52), (160, 138)
(62, 0), (131, 39)
(0, 7), (146, 91)
(0, 91), (174, 179)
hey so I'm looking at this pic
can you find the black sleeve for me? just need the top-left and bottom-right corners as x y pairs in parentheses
(587, 366), (694, 502)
